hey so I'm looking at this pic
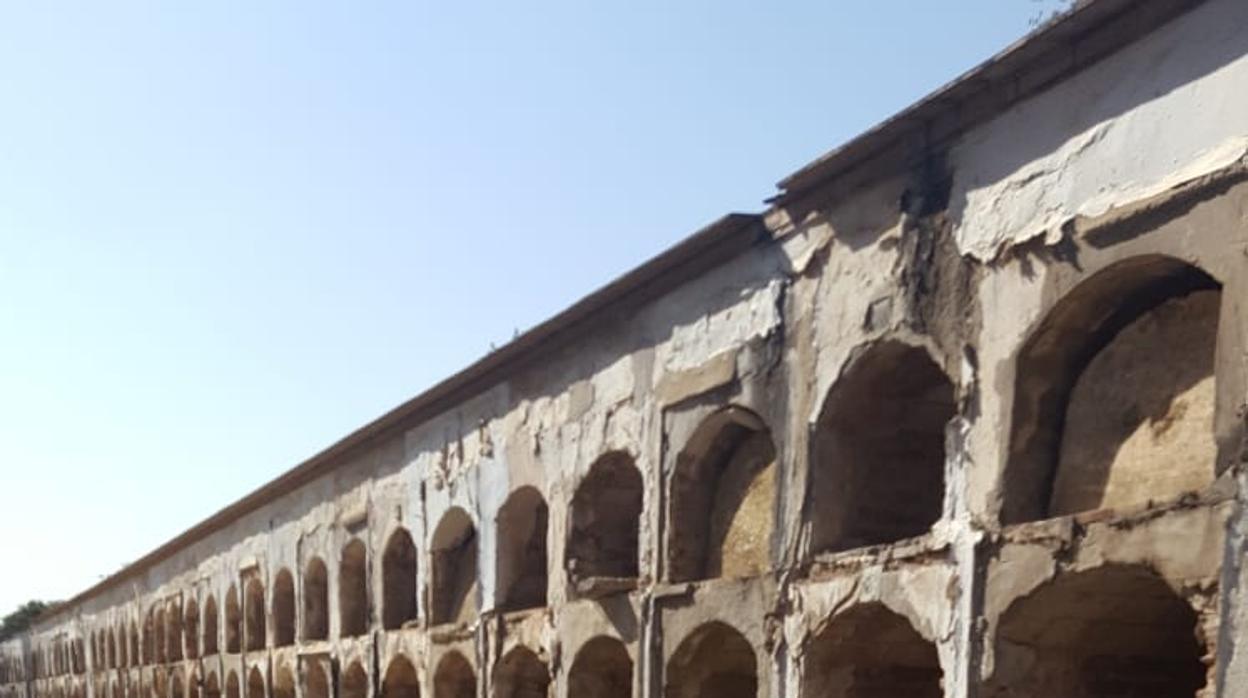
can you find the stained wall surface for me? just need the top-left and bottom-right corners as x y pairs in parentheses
(4, 1), (1248, 697)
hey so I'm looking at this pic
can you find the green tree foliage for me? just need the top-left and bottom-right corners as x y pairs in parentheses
(0, 601), (52, 642)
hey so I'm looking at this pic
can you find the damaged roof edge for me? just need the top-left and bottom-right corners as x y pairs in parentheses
(33, 213), (768, 627)
(772, 0), (1207, 207)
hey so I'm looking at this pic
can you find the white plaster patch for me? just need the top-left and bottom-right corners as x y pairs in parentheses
(659, 280), (783, 374)
(950, 0), (1248, 261)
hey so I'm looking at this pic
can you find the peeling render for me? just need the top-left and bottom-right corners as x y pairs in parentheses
(4, 0), (1248, 697)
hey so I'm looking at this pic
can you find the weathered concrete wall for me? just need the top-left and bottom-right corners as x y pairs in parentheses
(3, 1), (1248, 697)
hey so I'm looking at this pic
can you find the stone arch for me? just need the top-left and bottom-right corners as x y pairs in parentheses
(810, 340), (955, 554)
(801, 603), (941, 697)
(664, 621), (757, 698)
(382, 528), (419, 630)
(495, 487), (548, 612)
(166, 600), (183, 661)
(568, 636), (632, 698)
(302, 558), (329, 641)
(246, 668), (264, 698)
(491, 646), (548, 698)
(225, 586), (241, 654)
(183, 599), (199, 659)
(202, 596), (218, 656)
(567, 451), (643, 584)
(205, 672), (221, 698)
(339, 540), (369, 637)
(271, 666), (294, 698)
(382, 656), (420, 698)
(1003, 256), (1222, 523)
(990, 564), (1207, 696)
(304, 663), (329, 698)
(244, 578), (266, 651)
(433, 652), (475, 698)
(341, 662), (368, 698)
(668, 406), (776, 582)
(430, 508), (478, 626)
(271, 569), (295, 647)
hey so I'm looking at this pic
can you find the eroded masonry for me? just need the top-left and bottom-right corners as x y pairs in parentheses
(6, 1), (1248, 696)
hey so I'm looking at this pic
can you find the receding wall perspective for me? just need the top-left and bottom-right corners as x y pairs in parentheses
(4, 1), (1248, 697)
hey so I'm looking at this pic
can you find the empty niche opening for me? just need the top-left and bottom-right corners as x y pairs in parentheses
(992, 565), (1207, 697)
(271, 666), (294, 698)
(341, 663), (368, 698)
(801, 603), (942, 698)
(664, 621), (757, 698)
(153, 670), (167, 698)
(382, 656), (420, 698)
(204, 673), (221, 698)
(225, 586), (241, 654)
(116, 626), (127, 667)
(567, 451), (643, 585)
(302, 558), (329, 641)
(202, 596), (218, 656)
(244, 579), (266, 651)
(271, 569), (295, 647)
(430, 508), (478, 626)
(382, 528), (419, 630)
(339, 540), (369, 637)
(188, 671), (201, 698)
(246, 668), (264, 698)
(668, 406), (776, 583)
(810, 341), (955, 554)
(170, 671), (183, 698)
(106, 632), (116, 669)
(568, 636), (632, 698)
(304, 663), (329, 698)
(128, 625), (139, 667)
(492, 647), (548, 698)
(153, 608), (166, 663)
(1003, 256), (1222, 524)
(166, 601), (183, 661)
(183, 599), (199, 659)
(433, 652), (475, 698)
(495, 487), (549, 612)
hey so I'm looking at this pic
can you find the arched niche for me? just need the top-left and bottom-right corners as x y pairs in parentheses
(382, 528), (419, 630)
(567, 452), (643, 588)
(810, 340), (955, 554)
(1003, 256), (1222, 523)
(430, 508), (479, 626)
(668, 406), (776, 582)
(495, 487), (549, 612)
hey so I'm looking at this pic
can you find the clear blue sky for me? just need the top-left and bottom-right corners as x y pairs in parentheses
(0, 1), (1067, 615)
